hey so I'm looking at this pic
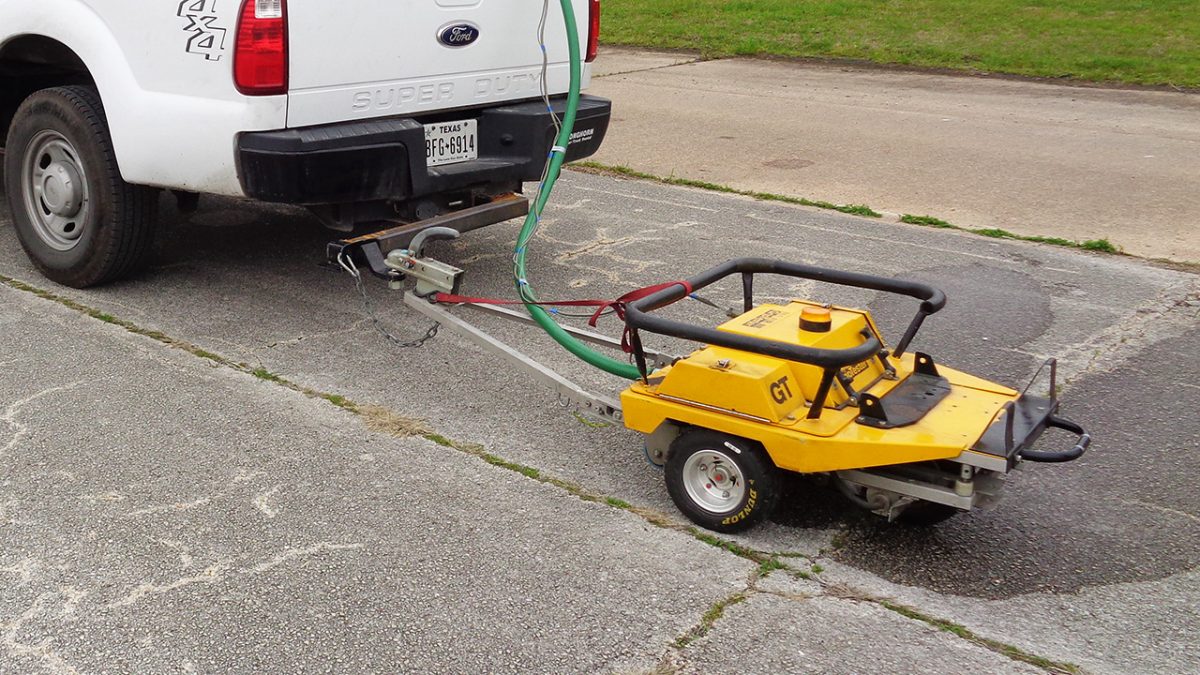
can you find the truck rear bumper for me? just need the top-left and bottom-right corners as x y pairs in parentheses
(236, 95), (611, 205)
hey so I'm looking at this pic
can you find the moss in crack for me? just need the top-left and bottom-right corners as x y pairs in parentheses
(321, 393), (357, 411)
(757, 557), (786, 577)
(879, 601), (1081, 673)
(690, 529), (761, 562)
(901, 214), (1121, 255)
(573, 162), (883, 218)
(572, 411), (612, 429)
(828, 531), (849, 551)
(482, 455), (541, 480)
(251, 367), (284, 383)
(1081, 238), (1119, 253)
(673, 592), (749, 649)
(424, 433), (457, 448)
(899, 214), (954, 228)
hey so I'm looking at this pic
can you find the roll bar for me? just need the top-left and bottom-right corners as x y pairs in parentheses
(623, 258), (946, 418)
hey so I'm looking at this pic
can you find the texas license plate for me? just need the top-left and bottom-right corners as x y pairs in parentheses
(424, 119), (478, 167)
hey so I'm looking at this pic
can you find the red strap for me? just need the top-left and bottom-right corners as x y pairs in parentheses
(435, 280), (693, 353)
(585, 281), (692, 327)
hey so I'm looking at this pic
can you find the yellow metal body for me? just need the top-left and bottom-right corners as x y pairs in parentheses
(621, 301), (1020, 474)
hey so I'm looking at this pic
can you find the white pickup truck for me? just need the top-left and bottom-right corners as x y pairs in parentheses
(0, 0), (609, 287)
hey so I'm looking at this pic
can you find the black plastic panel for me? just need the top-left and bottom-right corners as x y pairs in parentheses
(237, 95), (612, 205)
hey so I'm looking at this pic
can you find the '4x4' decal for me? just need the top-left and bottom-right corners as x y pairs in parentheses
(177, 0), (227, 61)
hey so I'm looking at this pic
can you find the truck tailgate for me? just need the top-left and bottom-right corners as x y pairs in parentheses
(286, 0), (594, 128)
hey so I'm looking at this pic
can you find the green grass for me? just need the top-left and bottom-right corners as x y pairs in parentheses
(603, 1), (1200, 88)
(572, 411), (612, 429)
(902, 214), (1120, 253)
(674, 592), (749, 648)
(251, 367), (284, 383)
(880, 601), (1082, 673)
(899, 214), (954, 229)
(757, 558), (786, 577)
(605, 496), (632, 509)
(573, 161), (882, 217)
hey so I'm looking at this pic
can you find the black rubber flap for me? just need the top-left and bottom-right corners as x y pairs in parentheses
(856, 373), (952, 429)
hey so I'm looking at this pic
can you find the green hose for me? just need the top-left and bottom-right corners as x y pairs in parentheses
(514, 0), (643, 381)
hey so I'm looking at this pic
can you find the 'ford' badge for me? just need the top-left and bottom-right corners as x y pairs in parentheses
(438, 23), (481, 48)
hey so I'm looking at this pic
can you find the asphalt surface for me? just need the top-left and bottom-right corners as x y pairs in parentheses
(590, 49), (1200, 263)
(2, 173), (1198, 672)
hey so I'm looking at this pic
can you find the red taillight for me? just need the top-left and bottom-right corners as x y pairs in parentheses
(234, 0), (288, 96)
(586, 0), (600, 63)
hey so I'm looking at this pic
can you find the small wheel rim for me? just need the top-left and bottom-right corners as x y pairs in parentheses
(20, 130), (91, 252)
(681, 448), (746, 514)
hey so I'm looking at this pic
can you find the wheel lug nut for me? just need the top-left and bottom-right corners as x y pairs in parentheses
(722, 491), (730, 498)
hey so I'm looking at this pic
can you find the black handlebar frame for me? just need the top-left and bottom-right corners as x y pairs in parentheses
(623, 258), (947, 419)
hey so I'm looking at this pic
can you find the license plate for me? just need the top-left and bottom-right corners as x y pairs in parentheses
(424, 119), (478, 167)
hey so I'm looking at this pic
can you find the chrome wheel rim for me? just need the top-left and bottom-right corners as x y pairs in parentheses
(682, 448), (745, 514)
(21, 130), (91, 252)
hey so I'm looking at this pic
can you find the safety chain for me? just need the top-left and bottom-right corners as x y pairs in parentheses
(337, 253), (440, 349)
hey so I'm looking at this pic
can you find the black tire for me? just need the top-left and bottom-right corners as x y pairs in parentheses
(896, 501), (962, 526)
(3, 85), (158, 288)
(665, 430), (781, 533)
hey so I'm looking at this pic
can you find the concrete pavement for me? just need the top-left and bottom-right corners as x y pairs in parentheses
(2, 172), (1198, 672)
(589, 49), (1200, 263)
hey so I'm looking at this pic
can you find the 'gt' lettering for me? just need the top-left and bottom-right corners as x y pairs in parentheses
(769, 376), (793, 404)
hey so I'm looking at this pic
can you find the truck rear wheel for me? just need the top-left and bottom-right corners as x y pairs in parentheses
(665, 430), (781, 533)
(4, 86), (157, 288)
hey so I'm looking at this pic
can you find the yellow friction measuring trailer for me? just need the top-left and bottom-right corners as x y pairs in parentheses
(620, 258), (1089, 532)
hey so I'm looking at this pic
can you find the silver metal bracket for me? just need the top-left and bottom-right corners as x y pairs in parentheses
(386, 252), (463, 297)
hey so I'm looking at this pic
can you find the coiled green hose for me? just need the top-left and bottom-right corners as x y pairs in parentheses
(514, 0), (642, 380)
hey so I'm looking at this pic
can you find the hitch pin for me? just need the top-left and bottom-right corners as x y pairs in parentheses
(337, 251), (361, 280)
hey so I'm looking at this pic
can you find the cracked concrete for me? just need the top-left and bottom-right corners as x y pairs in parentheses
(0, 282), (755, 672)
(2, 166), (1198, 670)
(682, 587), (1043, 674)
(817, 559), (1200, 674)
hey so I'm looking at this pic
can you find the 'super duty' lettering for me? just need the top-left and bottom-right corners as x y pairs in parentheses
(353, 83), (455, 112)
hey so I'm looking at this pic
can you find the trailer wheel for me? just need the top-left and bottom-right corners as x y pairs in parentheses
(665, 431), (780, 533)
(4, 86), (158, 288)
